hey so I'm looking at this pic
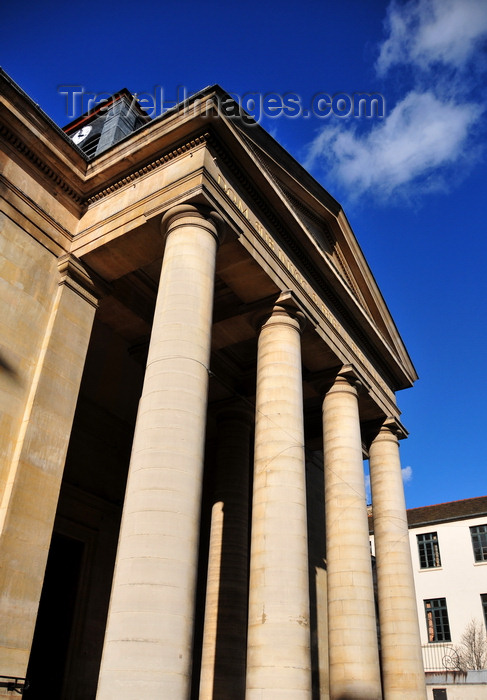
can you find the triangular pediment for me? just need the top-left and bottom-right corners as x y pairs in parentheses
(202, 103), (415, 385)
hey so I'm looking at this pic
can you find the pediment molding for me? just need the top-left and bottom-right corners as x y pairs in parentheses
(279, 185), (370, 312)
(235, 138), (372, 317)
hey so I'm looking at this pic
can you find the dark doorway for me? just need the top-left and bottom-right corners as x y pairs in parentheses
(24, 532), (85, 699)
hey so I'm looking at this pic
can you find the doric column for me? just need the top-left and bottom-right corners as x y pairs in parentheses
(369, 421), (427, 699)
(96, 204), (222, 700)
(322, 369), (382, 700)
(246, 296), (312, 700)
(0, 256), (98, 691)
(199, 403), (253, 700)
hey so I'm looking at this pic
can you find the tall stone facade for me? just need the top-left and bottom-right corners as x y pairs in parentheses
(0, 70), (426, 699)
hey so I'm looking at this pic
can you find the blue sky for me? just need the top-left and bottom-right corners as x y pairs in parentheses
(3, 0), (487, 508)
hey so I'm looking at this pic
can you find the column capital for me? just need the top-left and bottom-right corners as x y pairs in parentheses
(323, 363), (370, 399)
(57, 253), (105, 307)
(367, 416), (408, 445)
(252, 290), (307, 334)
(160, 203), (225, 245)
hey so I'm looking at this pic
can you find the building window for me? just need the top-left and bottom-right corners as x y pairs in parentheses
(432, 690), (447, 700)
(470, 524), (487, 562)
(424, 598), (451, 642)
(482, 594), (487, 629)
(417, 532), (441, 568)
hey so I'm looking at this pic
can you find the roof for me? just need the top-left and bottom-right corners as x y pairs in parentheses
(369, 496), (487, 534)
(406, 496), (487, 528)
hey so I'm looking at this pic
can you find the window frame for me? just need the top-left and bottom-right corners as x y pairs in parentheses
(470, 524), (487, 563)
(481, 593), (487, 629)
(424, 597), (451, 643)
(417, 531), (442, 569)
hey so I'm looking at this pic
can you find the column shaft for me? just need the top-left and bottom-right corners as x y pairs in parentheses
(246, 304), (311, 700)
(323, 374), (382, 700)
(96, 205), (219, 700)
(199, 406), (252, 700)
(369, 425), (427, 699)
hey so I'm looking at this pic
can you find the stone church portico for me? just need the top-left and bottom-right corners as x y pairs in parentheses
(0, 70), (426, 699)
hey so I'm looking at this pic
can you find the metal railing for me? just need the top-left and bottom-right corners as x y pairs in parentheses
(422, 644), (461, 672)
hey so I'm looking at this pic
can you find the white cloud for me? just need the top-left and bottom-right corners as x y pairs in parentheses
(377, 0), (487, 75)
(304, 90), (482, 199)
(365, 474), (371, 503)
(402, 465), (413, 483)
(305, 0), (486, 201)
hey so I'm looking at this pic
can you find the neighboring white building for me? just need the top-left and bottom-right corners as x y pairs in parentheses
(372, 496), (487, 700)
(407, 497), (487, 651)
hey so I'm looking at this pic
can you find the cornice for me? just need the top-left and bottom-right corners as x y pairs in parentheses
(0, 122), (83, 204)
(0, 114), (212, 209)
(84, 133), (210, 205)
